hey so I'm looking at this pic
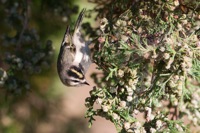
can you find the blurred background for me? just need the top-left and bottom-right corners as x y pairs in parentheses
(1, 0), (199, 132)
(0, 0), (116, 132)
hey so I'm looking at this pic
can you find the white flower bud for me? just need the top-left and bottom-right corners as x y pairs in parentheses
(181, 62), (187, 69)
(130, 69), (137, 77)
(188, 112), (193, 120)
(124, 122), (130, 130)
(96, 98), (103, 105)
(126, 86), (132, 91)
(126, 86), (134, 95)
(151, 51), (158, 59)
(193, 117), (198, 125)
(132, 85), (136, 90)
(174, 75), (179, 81)
(173, 99), (178, 106)
(169, 5), (176, 11)
(128, 91), (133, 96)
(177, 81), (183, 96)
(177, 42), (182, 46)
(150, 128), (156, 133)
(121, 20), (127, 26)
(110, 87), (116, 93)
(175, 124), (183, 132)
(181, 19), (188, 25)
(177, 24), (183, 31)
(141, 98), (146, 104)
(120, 101), (126, 108)
(116, 20), (121, 27)
(0, 69), (8, 80)
(128, 79), (134, 86)
(118, 69), (124, 77)
(134, 109), (139, 115)
(102, 105), (109, 112)
(182, 14), (187, 19)
(195, 110), (200, 119)
(150, 114), (155, 121)
(198, 14), (200, 19)
(159, 46), (165, 52)
(166, 58), (174, 69)
(113, 113), (120, 120)
(163, 53), (170, 60)
(135, 121), (141, 129)
(98, 37), (105, 43)
(121, 88), (125, 93)
(197, 41), (200, 47)
(180, 104), (186, 111)
(156, 120), (162, 129)
(183, 56), (191, 63)
(174, 0), (179, 6)
(100, 18), (108, 32)
(183, 44), (188, 49)
(166, 38), (173, 44)
(145, 107), (151, 111)
(179, 76), (185, 81)
(139, 9), (143, 14)
(127, 96), (133, 102)
(121, 35), (129, 42)
(164, 117), (169, 121)
(140, 127), (147, 133)
(128, 78), (138, 86)
(191, 100), (198, 108)
(145, 107), (152, 121)
(134, 129), (140, 133)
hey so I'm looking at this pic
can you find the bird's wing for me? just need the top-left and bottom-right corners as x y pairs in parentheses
(72, 8), (91, 73)
(80, 41), (92, 73)
(73, 8), (86, 39)
(57, 26), (74, 71)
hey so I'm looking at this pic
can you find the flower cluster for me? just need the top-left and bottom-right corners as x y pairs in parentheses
(86, 0), (199, 132)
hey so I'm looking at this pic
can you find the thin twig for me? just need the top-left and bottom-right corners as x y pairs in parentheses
(172, 106), (179, 120)
(17, 0), (30, 50)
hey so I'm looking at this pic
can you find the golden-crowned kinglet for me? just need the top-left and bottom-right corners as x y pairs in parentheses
(57, 9), (91, 86)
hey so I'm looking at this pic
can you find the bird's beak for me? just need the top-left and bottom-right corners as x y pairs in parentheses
(84, 81), (90, 86)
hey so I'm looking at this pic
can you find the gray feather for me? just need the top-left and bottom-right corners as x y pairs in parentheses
(57, 8), (91, 86)
(72, 8), (91, 73)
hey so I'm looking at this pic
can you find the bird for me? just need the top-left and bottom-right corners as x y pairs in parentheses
(57, 8), (91, 86)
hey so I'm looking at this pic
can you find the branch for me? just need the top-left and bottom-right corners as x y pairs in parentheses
(17, 0), (30, 50)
